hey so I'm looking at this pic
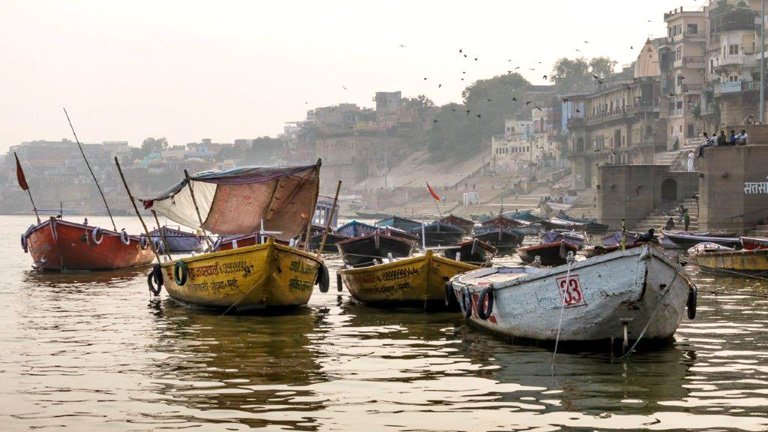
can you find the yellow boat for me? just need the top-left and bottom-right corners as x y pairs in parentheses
(690, 248), (768, 272)
(135, 162), (328, 312)
(339, 250), (478, 308)
(157, 238), (324, 311)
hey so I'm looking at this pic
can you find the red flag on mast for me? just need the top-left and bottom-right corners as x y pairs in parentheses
(426, 182), (441, 202)
(14, 153), (29, 191)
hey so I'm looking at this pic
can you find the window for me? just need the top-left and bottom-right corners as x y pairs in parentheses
(730, 75), (739, 82)
(729, 44), (739, 55)
(675, 47), (682, 60)
(676, 101), (683, 109)
(710, 58), (715, 74)
(677, 75), (684, 85)
(687, 24), (698, 34)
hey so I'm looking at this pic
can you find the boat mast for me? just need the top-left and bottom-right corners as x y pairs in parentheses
(14, 152), (41, 223)
(63, 108), (117, 231)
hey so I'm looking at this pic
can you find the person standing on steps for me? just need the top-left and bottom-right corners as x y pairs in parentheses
(683, 208), (691, 232)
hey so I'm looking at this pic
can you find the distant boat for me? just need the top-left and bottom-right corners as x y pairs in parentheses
(541, 217), (587, 232)
(689, 242), (768, 272)
(740, 236), (768, 251)
(540, 230), (586, 248)
(149, 225), (205, 252)
(518, 241), (579, 266)
(450, 244), (696, 343)
(555, 213), (609, 234)
(337, 220), (378, 237)
(472, 226), (525, 253)
(582, 231), (645, 258)
(441, 239), (497, 265)
(339, 250), (477, 309)
(376, 215), (423, 232)
(412, 222), (466, 247)
(501, 209), (542, 223)
(309, 231), (350, 253)
(23, 218), (155, 271)
(354, 210), (391, 220)
(336, 232), (416, 266)
(438, 214), (475, 235)
(661, 230), (740, 249)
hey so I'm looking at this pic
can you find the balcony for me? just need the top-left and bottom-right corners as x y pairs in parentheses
(585, 102), (660, 125)
(714, 80), (763, 95)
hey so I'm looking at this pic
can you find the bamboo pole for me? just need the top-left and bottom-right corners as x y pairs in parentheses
(14, 152), (40, 224)
(64, 108), (117, 231)
(114, 157), (161, 264)
(302, 159), (322, 251)
(316, 180), (342, 257)
(151, 210), (173, 261)
(184, 169), (213, 249)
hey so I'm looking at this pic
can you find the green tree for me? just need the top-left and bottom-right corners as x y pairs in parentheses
(550, 56), (618, 93)
(141, 137), (168, 153)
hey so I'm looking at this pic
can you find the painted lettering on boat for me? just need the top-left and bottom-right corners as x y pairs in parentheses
(289, 260), (316, 275)
(376, 267), (419, 282)
(219, 260), (251, 275)
(288, 278), (313, 292)
(188, 264), (220, 280)
(360, 282), (412, 294)
(556, 274), (587, 308)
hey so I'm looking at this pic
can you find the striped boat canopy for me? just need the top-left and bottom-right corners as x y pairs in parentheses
(140, 161), (321, 240)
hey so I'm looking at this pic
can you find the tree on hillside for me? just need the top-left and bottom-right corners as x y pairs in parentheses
(550, 56), (618, 94)
(141, 137), (168, 153)
(427, 73), (531, 159)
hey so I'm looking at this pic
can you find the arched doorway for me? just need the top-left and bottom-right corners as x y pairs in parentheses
(661, 178), (677, 202)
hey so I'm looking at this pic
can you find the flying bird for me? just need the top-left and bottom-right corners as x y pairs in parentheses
(630, 46), (634, 49)
(433, 119), (438, 124)
(464, 54), (467, 58)
(534, 106), (542, 111)
(438, 83), (442, 88)
(525, 101), (532, 105)
(451, 108), (456, 112)
(543, 75), (548, 79)
(399, 44), (406, 48)
(529, 68), (535, 71)
(584, 41), (589, 43)
(476, 114), (482, 118)
(342, 86), (347, 90)
(462, 71), (466, 74)
(512, 97), (517, 101)
(424, 77), (428, 80)
(466, 109), (471, 115)
(515, 66), (520, 70)
(575, 49), (581, 52)
(474, 57), (478, 61)
(486, 98), (492, 102)
(592, 74), (600, 79)
(576, 109), (581, 113)
(562, 97), (569, 102)
(459, 48), (463, 53)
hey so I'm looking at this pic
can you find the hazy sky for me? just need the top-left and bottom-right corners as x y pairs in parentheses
(0, 0), (703, 151)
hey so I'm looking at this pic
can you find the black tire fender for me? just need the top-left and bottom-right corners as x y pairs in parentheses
(687, 285), (697, 320)
(316, 263), (330, 293)
(174, 260), (188, 286)
(147, 264), (163, 295)
(460, 288), (472, 318)
(444, 282), (458, 309)
(477, 287), (494, 320)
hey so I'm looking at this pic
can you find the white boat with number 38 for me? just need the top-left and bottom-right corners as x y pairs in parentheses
(449, 244), (697, 344)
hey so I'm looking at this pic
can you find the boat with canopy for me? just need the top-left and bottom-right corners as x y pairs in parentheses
(134, 160), (329, 312)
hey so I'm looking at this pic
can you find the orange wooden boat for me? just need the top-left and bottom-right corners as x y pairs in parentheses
(22, 217), (155, 271)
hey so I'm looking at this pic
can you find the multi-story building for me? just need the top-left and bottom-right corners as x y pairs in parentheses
(663, 6), (707, 147)
(705, 1), (762, 126)
(566, 39), (668, 190)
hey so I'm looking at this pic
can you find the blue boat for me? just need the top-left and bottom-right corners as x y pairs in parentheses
(149, 225), (205, 252)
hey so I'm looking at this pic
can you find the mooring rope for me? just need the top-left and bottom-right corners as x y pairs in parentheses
(551, 252), (576, 370)
(622, 270), (680, 360)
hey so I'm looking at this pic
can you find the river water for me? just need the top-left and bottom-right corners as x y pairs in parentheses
(2, 215), (768, 431)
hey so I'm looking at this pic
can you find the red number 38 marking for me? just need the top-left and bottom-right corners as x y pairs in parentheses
(556, 275), (586, 307)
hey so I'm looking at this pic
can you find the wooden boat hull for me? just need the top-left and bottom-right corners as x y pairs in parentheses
(473, 229), (524, 252)
(160, 238), (322, 311)
(150, 226), (204, 252)
(339, 251), (477, 307)
(336, 233), (415, 266)
(691, 248), (768, 272)
(518, 241), (579, 266)
(442, 239), (496, 265)
(24, 218), (155, 271)
(451, 245), (694, 342)
(661, 230), (741, 249)
(309, 232), (350, 253)
(740, 236), (768, 251)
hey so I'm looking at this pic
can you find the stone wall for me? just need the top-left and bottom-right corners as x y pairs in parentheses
(598, 165), (698, 229)
(698, 145), (768, 233)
